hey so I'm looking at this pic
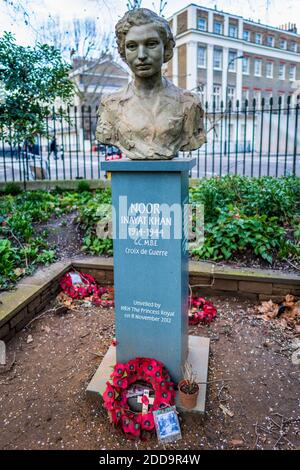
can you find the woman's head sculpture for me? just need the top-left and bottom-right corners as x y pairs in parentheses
(115, 8), (175, 65)
(96, 8), (206, 160)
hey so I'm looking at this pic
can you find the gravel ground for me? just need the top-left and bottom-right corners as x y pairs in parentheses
(0, 295), (299, 450)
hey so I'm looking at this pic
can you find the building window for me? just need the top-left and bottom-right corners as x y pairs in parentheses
(242, 57), (250, 74)
(197, 45), (206, 68)
(254, 59), (262, 77)
(243, 30), (250, 41)
(227, 86), (236, 104)
(267, 36), (274, 47)
(266, 62), (273, 78)
(279, 63), (285, 80)
(242, 89), (249, 105)
(289, 64), (296, 81)
(253, 90), (262, 105)
(228, 50), (237, 71)
(198, 84), (206, 104)
(279, 38), (287, 49)
(197, 17), (207, 31)
(278, 93), (285, 107)
(214, 21), (223, 35)
(213, 85), (221, 110)
(290, 41), (297, 52)
(255, 33), (262, 44)
(213, 48), (223, 70)
(229, 24), (237, 38)
(265, 91), (273, 106)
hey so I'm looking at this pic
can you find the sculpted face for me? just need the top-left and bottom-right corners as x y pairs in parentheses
(125, 24), (164, 78)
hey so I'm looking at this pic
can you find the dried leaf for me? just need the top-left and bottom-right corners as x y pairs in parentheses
(229, 439), (244, 447)
(257, 300), (279, 319)
(219, 403), (234, 418)
(26, 335), (33, 344)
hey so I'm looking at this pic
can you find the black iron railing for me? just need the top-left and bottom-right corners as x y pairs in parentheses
(1, 97), (299, 184)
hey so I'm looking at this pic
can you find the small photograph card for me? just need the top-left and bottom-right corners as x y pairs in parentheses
(153, 406), (182, 443)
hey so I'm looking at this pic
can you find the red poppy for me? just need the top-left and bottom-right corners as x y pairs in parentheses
(141, 413), (155, 431)
(110, 408), (123, 424)
(112, 363), (127, 378)
(112, 376), (129, 389)
(127, 359), (138, 374)
(103, 382), (115, 406)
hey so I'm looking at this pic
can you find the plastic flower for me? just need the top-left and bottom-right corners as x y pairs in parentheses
(110, 408), (123, 424)
(112, 363), (128, 378)
(141, 413), (155, 431)
(112, 376), (129, 389)
(103, 382), (116, 406)
(127, 359), (138, 374)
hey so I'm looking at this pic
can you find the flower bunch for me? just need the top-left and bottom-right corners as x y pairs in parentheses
(188, 296), (217, 325)
(102, 357), (175, 438)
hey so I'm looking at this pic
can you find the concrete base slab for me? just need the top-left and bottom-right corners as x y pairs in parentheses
(86, 335), (210, 414)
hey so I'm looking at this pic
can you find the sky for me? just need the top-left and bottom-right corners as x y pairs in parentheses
(1, 0), (300, 47)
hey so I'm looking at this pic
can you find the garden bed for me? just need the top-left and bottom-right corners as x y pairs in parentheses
(1, 176), (299, 292)
(0, 294), (299, 450)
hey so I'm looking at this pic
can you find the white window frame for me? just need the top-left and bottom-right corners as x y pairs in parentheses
(255, 33), (262, 44)
(278, 93), (285, 107)
(290, 41), (297, 52)
(197, 17), (207, 31)
(229, 24), (237, 38)
(213, 84), (221, 110)
(266, 62), (273, 79)
(279, 38), (287, 50)
(198, 84), (206, 104)
(214, 21), (223, 35)
(253, 90), (262, 105)
(228, 51), (237, 71)
(243, 30), (250, 41)
(279, 63), (285, 80)
(267, 35), (274, 47)
(254, 59), (262, 77)
(227, 86), (236, 104)
(242, 57), (250, 75)
(242, 89), (249, 104)
(197, 45), (206, 68)
(213, 48), (223, 70)
(289, 64), (296, 81)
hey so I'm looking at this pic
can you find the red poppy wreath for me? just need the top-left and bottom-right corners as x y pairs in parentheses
(102, 357), (176, 438)
(188, 296), (217, 325)
(60, 271), (114, 307)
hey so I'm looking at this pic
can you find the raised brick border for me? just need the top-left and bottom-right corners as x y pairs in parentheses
(0, 256), (299, 343)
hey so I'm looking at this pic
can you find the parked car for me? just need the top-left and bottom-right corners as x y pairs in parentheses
(105, 145), (122, 160)
(104, 145), (122, 179)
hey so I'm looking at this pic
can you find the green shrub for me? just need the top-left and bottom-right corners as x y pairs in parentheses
(77, 180), (90, 193)
(191, 206), (286, 264)
(4, 182), (23, 196)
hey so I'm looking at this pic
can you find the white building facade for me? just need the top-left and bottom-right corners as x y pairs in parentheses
(166, 4), (300, 109)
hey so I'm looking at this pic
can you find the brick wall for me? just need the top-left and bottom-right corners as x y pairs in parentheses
(1, 259), (299, 344)
(177, 10), (188, 35)
(178, 44), (187, 89)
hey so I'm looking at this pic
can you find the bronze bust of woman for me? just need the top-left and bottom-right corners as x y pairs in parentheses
(96, 8), (206, 160)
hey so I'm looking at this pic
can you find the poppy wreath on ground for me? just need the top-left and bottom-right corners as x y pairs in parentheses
(60, 271), (114, 307)
(188, 296), (217, 325)
(103, 357), (176, 439)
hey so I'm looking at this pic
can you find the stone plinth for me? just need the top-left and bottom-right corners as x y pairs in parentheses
(101, 158), (196, 382)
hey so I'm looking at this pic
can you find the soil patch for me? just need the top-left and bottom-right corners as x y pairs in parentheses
(1, 295), (299, 450)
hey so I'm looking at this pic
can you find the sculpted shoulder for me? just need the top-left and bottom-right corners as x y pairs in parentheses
(163, 79), (201, 106)
(100, 84), (132, 110)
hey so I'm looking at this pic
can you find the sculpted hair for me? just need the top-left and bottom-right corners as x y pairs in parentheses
(115, 8), (175, 63)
